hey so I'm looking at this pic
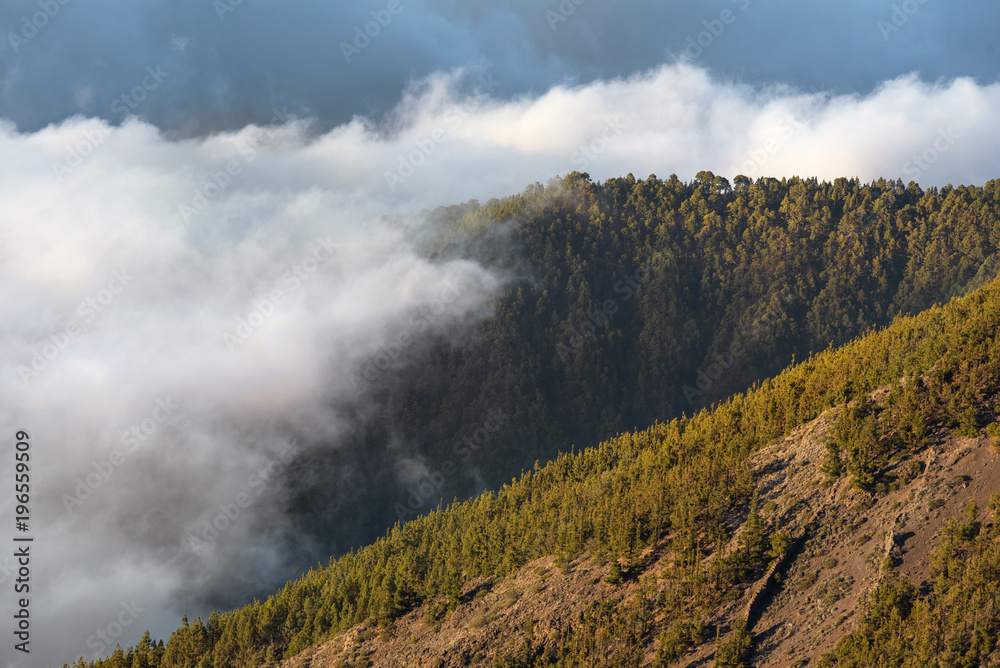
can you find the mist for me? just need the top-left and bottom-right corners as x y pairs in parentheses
(2, 61), (1000, 667)
(0, 109), (505, 666)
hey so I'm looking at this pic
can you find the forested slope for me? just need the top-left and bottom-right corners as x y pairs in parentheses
(382, 173), (1000, 504)
(70, 189), (1000, 667)
(308, 173), (1000, 558)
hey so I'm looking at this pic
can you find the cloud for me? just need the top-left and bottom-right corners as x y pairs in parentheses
(337, 63), (1000, 195)
(2, 60), (1000, 667)
(0, 112), (502, 667)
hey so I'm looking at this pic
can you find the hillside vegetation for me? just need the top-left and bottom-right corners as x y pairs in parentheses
(327, 173), (1000, 556)
(71, 175), (1000, 666)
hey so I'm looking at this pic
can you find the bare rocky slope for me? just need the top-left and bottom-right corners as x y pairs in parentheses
(279, 388), (1000, 668)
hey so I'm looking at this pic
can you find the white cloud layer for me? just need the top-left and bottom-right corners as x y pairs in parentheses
(1, 62), (999, 667)
(372, 64), (999, 194)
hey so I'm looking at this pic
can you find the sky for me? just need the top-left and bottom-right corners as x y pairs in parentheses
(1, 1), (999, 667)
(1, 0), (999, 137)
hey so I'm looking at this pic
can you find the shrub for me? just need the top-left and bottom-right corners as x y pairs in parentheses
(605, 561), (624, 585)
(713, 620), (753, 667)
(796, 571), (819, 591)
(768, 531), (791, 562)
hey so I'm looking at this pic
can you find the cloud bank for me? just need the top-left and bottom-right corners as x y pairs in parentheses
(0, 112), (503, 666)
(1, 62), (1000, 667)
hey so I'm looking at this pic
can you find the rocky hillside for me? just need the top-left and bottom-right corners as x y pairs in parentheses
(277, 385), (1000, 667)
(73, 270), (1000, 668)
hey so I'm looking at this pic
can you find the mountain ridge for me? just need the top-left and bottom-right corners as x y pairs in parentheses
(271, 394), (1000, 667)
(66, 177), (1000, 668)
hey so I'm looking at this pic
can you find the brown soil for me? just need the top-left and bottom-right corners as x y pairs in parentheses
(280, 391), (1000, 668)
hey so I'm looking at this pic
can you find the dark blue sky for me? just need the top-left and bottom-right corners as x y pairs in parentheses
(1, 0), (997, 134)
